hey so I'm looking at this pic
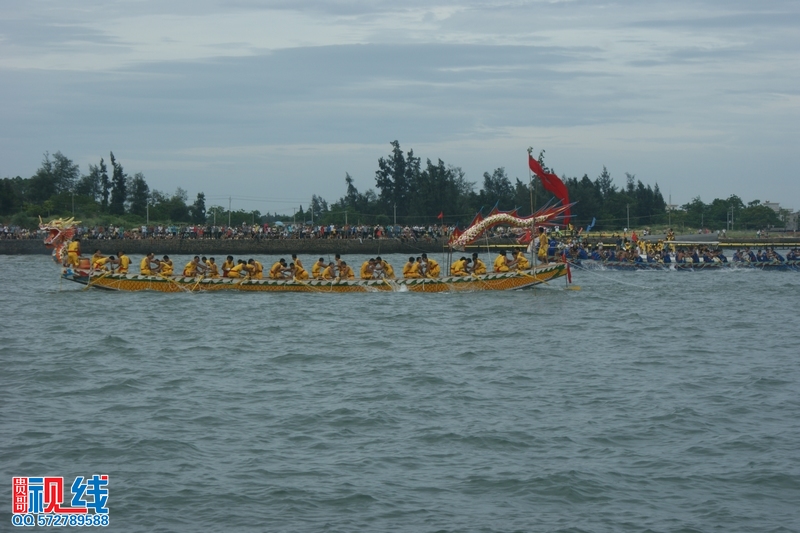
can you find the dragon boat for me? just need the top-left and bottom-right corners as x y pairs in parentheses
(41, 208), (574, 293)
(571, 259), (800, 271)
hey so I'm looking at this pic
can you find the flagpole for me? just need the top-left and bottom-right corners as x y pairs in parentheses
(528, 148), (537, 268)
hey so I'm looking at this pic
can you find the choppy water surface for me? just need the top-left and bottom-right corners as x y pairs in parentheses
(1, 254), (799, 532)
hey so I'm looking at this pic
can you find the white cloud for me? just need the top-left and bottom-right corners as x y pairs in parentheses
(1, 0), (798, 209)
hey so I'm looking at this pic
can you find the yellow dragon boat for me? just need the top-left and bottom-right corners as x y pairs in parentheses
(42, 204), (572, 293)
(58, 263), (568, 293)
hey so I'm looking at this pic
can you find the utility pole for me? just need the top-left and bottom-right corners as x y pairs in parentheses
(393, 204), (397, 227)
(228, 196), (231, 227)
(626, 204), (630, 230)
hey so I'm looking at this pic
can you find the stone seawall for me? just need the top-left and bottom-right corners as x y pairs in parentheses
(0, 238), (453, 256)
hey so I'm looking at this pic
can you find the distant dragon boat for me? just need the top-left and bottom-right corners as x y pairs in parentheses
(41, 207), (574, 292)
(571, 259), (800, 271)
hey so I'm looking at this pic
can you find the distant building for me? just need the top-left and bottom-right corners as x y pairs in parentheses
(763, 200), (781, 213)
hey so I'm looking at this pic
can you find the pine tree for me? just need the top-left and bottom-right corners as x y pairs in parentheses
(109, 152), (127, 215)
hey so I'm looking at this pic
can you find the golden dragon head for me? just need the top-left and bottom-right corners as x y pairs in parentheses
(39, 217), (80, 264)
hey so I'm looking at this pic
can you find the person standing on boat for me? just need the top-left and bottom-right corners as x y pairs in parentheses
(140, 252), (158, 275)
(493, 250), (510, 272)
(403, 257), (421, 278)
(537, 227), (548, 262)
(116, 251), (131, 274)
(312, 257), (326, 279)
(65, 237), (81, 267)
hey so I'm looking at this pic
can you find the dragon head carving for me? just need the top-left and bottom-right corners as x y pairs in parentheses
(39, 217), (80, 264)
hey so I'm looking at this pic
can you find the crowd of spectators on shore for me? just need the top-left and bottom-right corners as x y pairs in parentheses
(1, 225), (39, 240)
(78, 222), (455, 242)
(2, 222), (471, 242)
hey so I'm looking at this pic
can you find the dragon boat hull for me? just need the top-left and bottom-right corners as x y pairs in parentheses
(60, 263), (568, 293)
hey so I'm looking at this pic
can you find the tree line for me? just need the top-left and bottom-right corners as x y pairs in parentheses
(0, 143), (784, 231)
(0, 151), (208, 227)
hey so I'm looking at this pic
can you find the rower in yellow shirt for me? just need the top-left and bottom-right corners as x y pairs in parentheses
(248, 259), (263, 279)
(360, 259), (376, 279)
(511, 250), (530, 271)
(160, 255), (174, 276)
(183, 256), (207, 277)
(228, 260), (246, 278)
(221, 255), (235, 278)
(450, 257), (468, 276)
(206, 257), (220, 278)
(376, 256), (394, 278)
(91, 250), (105, 268)
(94, 255), (115, 271)
(339, 261), (355, 279)
(321, 262), (337, 280)
(291, 262), (309, 280)
(311, 257), (326, 279)
(269, 259), (288, 279)
(403, 257), (421, 278)
(493, 251), (509, 272)
(140, 252), (157, 275)
(471, 253), (487, 275)
(421, 253), (440, 278)
(116, 251), (131, 274)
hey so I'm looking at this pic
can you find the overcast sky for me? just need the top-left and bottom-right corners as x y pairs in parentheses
(2, 0), (798, 215)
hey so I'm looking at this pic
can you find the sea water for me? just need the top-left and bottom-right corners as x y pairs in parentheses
(1, 254), (798, 532)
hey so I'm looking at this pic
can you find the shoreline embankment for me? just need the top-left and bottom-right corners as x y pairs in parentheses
(0, 238), (450, 256)
(3, 235), (799, 256)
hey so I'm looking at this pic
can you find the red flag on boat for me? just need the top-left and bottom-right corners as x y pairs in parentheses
(528, 153), (571, 224)
(437, 211), (444, 220)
